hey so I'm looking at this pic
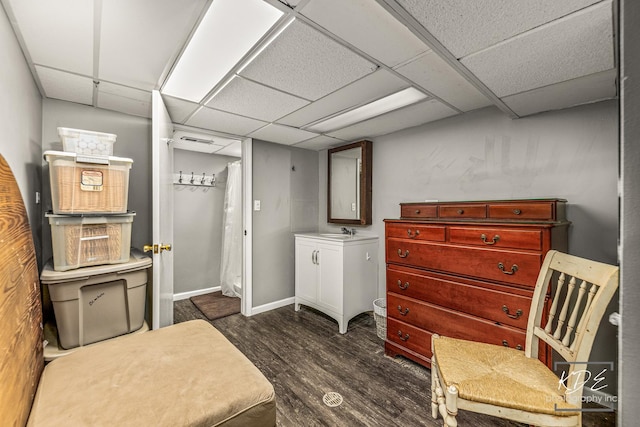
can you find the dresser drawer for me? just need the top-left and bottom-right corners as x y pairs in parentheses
(439, 204), (487, 219)
(449, 226), (543, 251)
(488, 202), (555, 220)
(387, 317), (433, 359)
(386, 267), (532, 328)
(400, 204), (437, 219)
(386, 239), (542, 288)
(387, 293), (525, 349)
(386, 223), (446, 242)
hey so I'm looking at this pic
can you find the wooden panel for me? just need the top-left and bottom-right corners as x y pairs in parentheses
(449, 226), (543, 250)
(488, 202), (554, 220)
(385, 222), (446, 242)
(387, 317), (433, 359)
(386, 266), (532, 328)
(387, 294), (527, 350)
(400, 203), (437, 219)
(439, 204), (487, 219)
(386, 239), (542, 288)
(0, 155), (43, 426)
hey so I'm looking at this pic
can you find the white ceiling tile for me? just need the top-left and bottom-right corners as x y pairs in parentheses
(249, 124), (319, 146)
(36, 66), (94, 105)
(99, 0), (207, 90)
(277, 69), (408, 127)
(293, 135), (348, 151)
(300, 0), (428, 67)
(502, 69), (617, 116)
(395, 51), (491, 112)
(396, 0), (602, 58)
(186, 107), (267, 136)
(460, 1), (614, 97)
(327, 99), (457, 140)
(162, 95), (200, 123)
(239, 20), (376, 100)
(7, 0), (93, 75)
(216, 141), (242, 158)
(97, 82), (152, 118)
(206, 76), (309, 122)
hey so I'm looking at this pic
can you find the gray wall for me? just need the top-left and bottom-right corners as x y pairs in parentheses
(321, 101), (620, 393)
(252, 140), (318, 307)
(173, 150), (239, 295)
(621, 0), (640, 422)
(41, 99), (152, 264)
(0, 3), (43, 263)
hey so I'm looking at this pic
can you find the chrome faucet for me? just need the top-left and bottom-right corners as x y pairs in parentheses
(341, 227), (356, 236)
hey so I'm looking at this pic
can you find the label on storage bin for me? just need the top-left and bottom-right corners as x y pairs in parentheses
(80, 170), (103, 191)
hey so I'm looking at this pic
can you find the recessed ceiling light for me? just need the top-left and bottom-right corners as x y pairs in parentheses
(162, 0), (283, 102)
(307, 87), (428, 133)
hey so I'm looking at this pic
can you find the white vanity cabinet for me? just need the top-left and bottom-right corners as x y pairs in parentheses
(294, 233), (378, 334)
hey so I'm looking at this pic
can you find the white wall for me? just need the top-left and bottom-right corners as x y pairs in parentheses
(173, 149), (239, 295)
(0, 3), (43, 263)
(252, 140), (319, 307)
(41, 99), (152, 264)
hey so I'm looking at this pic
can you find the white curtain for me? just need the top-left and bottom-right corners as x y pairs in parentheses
(220, 161), (242, 297)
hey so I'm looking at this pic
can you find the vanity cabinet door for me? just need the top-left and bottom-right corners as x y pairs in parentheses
(316, 243), (343, 314)
(295, 239), (319, 302)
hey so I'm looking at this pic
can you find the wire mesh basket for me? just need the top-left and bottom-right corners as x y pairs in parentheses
(373, 298), (387, 340)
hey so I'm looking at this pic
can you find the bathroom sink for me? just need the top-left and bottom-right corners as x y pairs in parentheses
(319, 233), (353, 239)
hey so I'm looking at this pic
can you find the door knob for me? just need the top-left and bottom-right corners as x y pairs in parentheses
(159, 244), (172, 252)
(143, 244), (157, 254)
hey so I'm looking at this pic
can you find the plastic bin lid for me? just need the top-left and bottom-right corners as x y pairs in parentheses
(43, 150), (133, 164)
(40, 249), (151, 284)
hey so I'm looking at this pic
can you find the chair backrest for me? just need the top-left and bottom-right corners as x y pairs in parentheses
(0, 155), (44, 426)
(526, 250), (619, 403)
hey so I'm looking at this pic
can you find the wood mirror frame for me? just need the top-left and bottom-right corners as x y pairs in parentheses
(328, 140), (372, 225)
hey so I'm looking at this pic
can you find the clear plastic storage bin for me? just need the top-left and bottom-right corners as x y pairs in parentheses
(47, 212), (135, 271)
(40, 252), (151, 350)
(45, 150), (132, 214)
(58, 127), (116, 156)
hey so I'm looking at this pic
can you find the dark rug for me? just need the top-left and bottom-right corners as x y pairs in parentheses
(190, 291), (241, 321)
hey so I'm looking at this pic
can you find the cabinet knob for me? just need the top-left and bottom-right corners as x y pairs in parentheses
(415, 209), (421, 214)
(513, 209), (522, 215)
(480, 234), (500, 245)
(397, 249), (409, 258)
(502, 339), (522, 350)
(397, 305), (410, 316)
(457, 209), (464, 215)
(406, 229), (420, 238)
(497, 262), (518, 275)
(397, 331), (410, 341)
(502, 304), (523, 319)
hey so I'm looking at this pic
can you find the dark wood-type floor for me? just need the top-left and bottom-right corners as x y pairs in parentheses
(174, 300), (615, 427)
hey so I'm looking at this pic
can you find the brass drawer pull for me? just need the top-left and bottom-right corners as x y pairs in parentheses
(498, 262), (518, 275)
(397, 305), (409, 316)
(480, 234), (500, 245)
(398, 331), (410, 341)
(397, 249), (409, 258)
(502, 339), (523, 350)
(397, 280), (409, 290)
(406, 228), (420, 238)
(502, 305), (523, 319)
(457, 209), (464, 215)
(415, 209), (421, 214)
(513, 209), (522, 215)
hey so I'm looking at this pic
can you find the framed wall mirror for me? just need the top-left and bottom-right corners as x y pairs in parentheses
(328, 140), (372, 225)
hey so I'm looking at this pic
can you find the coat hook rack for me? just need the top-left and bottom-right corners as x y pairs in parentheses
(173, 171), (217, 187)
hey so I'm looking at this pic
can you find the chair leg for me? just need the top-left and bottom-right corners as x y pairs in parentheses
(431, 355), (439, 419)
(431, 335), (458, 427)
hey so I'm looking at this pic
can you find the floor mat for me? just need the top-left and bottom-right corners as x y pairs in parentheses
(190, 291), (241, 321)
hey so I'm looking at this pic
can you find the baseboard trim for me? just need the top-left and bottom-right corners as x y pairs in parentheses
(173, 286), (221, 301)
(248, 297), (295, 316)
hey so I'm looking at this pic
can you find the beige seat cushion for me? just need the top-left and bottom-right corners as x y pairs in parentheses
(28, 320), (276, 426)
(433, 336), (579, 416)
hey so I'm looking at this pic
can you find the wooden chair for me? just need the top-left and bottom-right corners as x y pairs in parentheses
(431, 250), (619, 426)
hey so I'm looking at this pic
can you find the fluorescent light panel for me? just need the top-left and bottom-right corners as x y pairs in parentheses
(307, 87), (428, 133)
(162, 0), (283, 102)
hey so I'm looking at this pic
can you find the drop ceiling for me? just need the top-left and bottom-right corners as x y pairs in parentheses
(1, 0), (617, 151)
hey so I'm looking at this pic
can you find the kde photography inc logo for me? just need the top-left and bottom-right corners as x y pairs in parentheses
(551, 361), (616, 412)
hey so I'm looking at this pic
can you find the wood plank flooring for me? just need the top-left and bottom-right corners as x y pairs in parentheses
(174, 300), (615, 427)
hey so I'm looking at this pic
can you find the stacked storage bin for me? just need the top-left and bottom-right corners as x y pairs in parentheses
(42, 128), (150, 358)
